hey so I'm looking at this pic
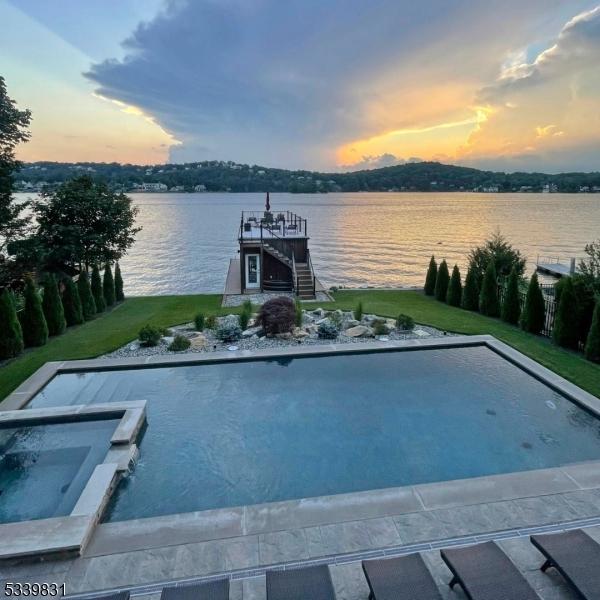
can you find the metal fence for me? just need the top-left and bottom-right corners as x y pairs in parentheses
(497, 284), (557, 338)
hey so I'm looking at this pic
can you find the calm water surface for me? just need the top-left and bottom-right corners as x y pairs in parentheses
(18, 192), (600, 294)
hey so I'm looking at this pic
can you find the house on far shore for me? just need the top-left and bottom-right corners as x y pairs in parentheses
(224, 193), (325, 300)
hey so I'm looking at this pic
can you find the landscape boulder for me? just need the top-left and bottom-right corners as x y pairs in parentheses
(345, 325), (374, 338)
(189, 333), (208, 349)
(242, 325), (263, 338)
(293, 327), (310, 338)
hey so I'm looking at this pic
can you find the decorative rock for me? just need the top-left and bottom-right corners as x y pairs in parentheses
(275, 332), (293, 340)
(344, 325), (374, 338)
(312, 308), (325, 317)
(242, 326), (263, 338)
(361, 314), (378, 324)
(316, 317), (331, 325)
(161, 336), (175, 346)
(346, 319), (359, 327)
(293, 327), (310, 338)
(189, 333), (208, 348)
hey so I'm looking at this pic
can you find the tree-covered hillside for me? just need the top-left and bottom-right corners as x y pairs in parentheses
(14, 160), (600, 193)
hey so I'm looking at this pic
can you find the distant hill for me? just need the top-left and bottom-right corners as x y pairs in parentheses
(14, 160), (600, 194)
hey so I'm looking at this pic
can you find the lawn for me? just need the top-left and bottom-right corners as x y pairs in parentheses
(1, 289), (599, 401)
(0, 294), (232, 401)
(330, 289), (600, 399)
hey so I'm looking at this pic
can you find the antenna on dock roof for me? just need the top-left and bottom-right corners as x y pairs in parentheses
(265, 191), (271, 212)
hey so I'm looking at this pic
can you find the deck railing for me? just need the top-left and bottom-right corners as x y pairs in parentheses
(239, 210), (308, 238)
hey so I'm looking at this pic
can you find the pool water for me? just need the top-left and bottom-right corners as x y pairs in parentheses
(0, 419), (119, 523)
(29, 346), (600, 522)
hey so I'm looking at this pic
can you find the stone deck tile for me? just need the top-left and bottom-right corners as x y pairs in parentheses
(257, 529), (309, 565)
(303, 517), (402, 558)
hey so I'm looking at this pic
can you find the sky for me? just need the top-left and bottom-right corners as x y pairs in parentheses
(1, 0), (599, 172)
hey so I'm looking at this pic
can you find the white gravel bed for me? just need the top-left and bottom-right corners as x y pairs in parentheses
(102, 308), (456, 360)
(222, 291), (331, 306)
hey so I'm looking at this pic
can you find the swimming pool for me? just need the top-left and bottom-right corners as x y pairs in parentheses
(0, 418), (119, 523)
(27, 345), (600, 522)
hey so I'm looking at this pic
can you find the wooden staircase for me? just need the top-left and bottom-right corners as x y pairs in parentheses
(295, 262), (315, 299)
(262, 243), (315, 299)
(263, 243), (292, 267)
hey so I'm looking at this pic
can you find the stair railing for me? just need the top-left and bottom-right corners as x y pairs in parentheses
(306, 249), (316, 297)
(292, 252), (298, 296)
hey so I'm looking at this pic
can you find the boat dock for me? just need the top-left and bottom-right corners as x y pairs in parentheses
(536, 256), (579, 278)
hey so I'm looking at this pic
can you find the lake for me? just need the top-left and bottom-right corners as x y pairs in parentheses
(17, 192), (600, 295)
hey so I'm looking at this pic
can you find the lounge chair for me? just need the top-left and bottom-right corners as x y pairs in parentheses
(362, 553), (442, 599)
(266, 564), (336, 600)
(160, 579), (229, 600)
(531, 529), (600, 598)
(440, 541), (540, 599)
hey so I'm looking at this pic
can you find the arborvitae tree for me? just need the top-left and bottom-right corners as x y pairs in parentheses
(479, 261), (500, 317)
(91, 264), (106, 312)
(434, 259), (450, 302)
(461, 265), (479, 311)
(552, 277), (580, 349)
(62, 277), (83, 326)
(520, 273), (546, 334)
(447, 265), (462, 307)
(501, 266), (521, 325)
(114, 262), (124, 301)
(77, 270), (96, 320)
(103, 263), (116, 306)
(424, 256), (437, 296)
(21, 276), (48, 347)
(584, 301), (600, 362)
(42, 274), (66, 336)
(0, 288), (24, 358)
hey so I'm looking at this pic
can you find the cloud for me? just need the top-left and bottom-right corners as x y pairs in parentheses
(85, 0), (600, 170)
(340, 153), (405, 171)
(460, 4), (600, 171)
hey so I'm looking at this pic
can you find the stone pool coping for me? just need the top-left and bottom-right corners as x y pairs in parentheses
(2, 334), (600, 575)
(0, 401), (146, 560)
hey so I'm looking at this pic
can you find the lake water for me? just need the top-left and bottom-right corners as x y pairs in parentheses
(18, 192), (600, 295)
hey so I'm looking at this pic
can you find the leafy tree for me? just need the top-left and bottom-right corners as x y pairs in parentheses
(446, 265), (462, 307)
(520, 273), (546, 334)
(31, 176), (141, 271)
(579, 239), (600, 284)
(77, 270), (96, 320)
(91, 265), (105, 312)
(62, 277), (83, 326)
(20, 276), (48, 346)
(424, 256), (437, 296)
(0, 288), (24, 358)
(479, 262), (500, 316)
(42, 274), (66, 336)
(552, 277), (580, 349)
(501, 266), (521, 325)
(0, 77), (32, 286)
(114, 262), (124, 301)
(555, 275), (596, 345)
(461, 265), (479, 311)
(468, 231), (526, 285)
(584, 301), (600, 363)
(103, 263), (116, 306)
(434, 259), (449, 302)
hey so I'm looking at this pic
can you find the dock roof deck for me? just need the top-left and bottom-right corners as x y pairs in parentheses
(239, 210), (308, 240)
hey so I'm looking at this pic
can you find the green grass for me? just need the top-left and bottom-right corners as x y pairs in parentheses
(0, 295), (234, 401)
(330, 290), (600, 399)
(1, 290), (599, 401)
